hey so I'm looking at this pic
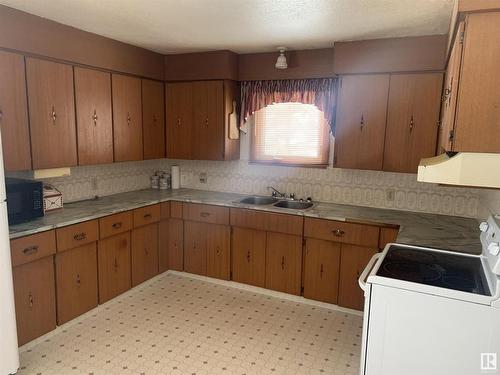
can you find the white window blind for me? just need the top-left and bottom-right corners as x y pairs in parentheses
(251, 103), (330, 166)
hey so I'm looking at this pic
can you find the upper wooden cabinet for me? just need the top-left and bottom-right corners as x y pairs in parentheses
(445, 12), (500, 153)
(334, 74), (390, 170)
(112, 74), (143, 162)
(0, 51), (31, 171)
(166, 80), (239, 161)
(74, 67), (113, 165)
(142, 79), (165, 160)
(26, 58), (77, 169)
(383, 73), (443, 173)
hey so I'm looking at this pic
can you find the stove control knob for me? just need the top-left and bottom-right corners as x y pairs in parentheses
(479, 222), (489, 232)
(488, 242), (500, 256)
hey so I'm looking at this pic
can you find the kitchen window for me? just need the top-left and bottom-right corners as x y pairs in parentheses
(250, 102), (330, 167)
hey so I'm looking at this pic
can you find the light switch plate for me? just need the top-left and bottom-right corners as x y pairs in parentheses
(199, 173), (207, 184)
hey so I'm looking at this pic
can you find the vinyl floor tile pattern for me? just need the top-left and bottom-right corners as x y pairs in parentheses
(18, 273), (362, 375)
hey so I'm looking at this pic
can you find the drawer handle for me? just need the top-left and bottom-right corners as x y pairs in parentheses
(76, 273), (81, 285)
(143, 213), (152, 220)
(74, 232), (87, 241)
(28, 293), (34, 309)
(281, 256), (285, 270)
(23, 245), (39, 255)
(112, 222), (123, 229)
(332, 229), (345, 237)
(246, 250), (251, 263)
(200, 212), (211, 218)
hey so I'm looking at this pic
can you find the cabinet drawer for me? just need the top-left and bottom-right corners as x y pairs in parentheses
(11, 230), (56, 267)
(56, 220), (98, 252)
(99, 211), (133, 239)
(170, 201), (183, 219)
(304, 218), (379, 247)
(160, 202), (170, 219)
(230, 208), (303, 236)
(183, 203), (229, 225)
(133, 204), (161, 227)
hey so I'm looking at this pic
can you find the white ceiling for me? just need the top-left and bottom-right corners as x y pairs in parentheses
(0, 0), (455, 54)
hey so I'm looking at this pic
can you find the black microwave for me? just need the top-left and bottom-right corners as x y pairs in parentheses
(5, 178), (44, 225)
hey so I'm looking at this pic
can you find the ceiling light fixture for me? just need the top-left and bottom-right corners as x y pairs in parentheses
(275, 47), (288, 70)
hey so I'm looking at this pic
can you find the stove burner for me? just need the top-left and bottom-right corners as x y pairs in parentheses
(442, 275), (476, 292)
(382, 261), (443, 283)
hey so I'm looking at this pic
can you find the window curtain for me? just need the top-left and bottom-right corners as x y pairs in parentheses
(240, 78), (338, 134)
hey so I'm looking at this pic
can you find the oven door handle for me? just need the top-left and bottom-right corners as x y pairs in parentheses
(358, 253), (381, 293)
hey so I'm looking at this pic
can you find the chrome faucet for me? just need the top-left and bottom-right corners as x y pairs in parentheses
(267, 186), (285, 198)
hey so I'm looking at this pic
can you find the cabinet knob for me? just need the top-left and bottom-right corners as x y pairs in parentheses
(205, 117), (209, 127)
(76, 273), (81, 285)
(360, 114), (364, 131)
(114, 258), (118, 270)
(281, 256), (285, 270)
(409, 115), (414, 133)
(153, 115), (157, 125)
(332, 229), (345, 237)
(216, 247), (221, 256)
(92, 109), (98, 126)
(127, 112), (131, 125)
(246, 250), (251, 262)
(177, 118), (181, 127)
(320, 264), (324, 278)
(28, 293), (34, 309)
(0, 109), (3, 122)
(51, 106), (57, 125)
(145, 247), (149, 255)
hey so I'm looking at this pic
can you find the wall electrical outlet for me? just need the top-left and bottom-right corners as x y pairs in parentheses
(386, 189), (395, 201)
(199, 173), (207, 184)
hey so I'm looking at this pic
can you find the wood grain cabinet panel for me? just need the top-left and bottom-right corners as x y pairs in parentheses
(206, 224), (230, 280)
(26, 58), (77, 169)
(99, 211), (133, 239)
(142, 79), (165, 159)
(383, 73), (443, 173)
(334, 74), (390, 170)
(159, 218), (184, 272)
(265, 232), (302, 295)
(231, 227), (266, 288)
(98, 232), (131, 303)
(304, 218), (380, 248)
(56, 220), (99, 252)
(303, 238), (341, 304)
(55, 242), (98, 324)
(112, 74), (143, 161)
(230, 208), (303, 236)
(183, 221), (207, 276)
(166, 82), (193, 159)
(338, 244), (378, 310)
(131, 223), (159, 286)
(133, 204), (161, 227)
(183, 203), (229, 225)
(0, 51), (31, 171)
(12, 256), (56, 346)
(10, 230), (56, 267)
(74, 67), (113, 165)
(379, 227), (400, 249)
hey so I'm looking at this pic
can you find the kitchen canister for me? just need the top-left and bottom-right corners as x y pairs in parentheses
(150, 174), (160, 189)
(159, 175), (169, 190)
(171, 165), (180, 189)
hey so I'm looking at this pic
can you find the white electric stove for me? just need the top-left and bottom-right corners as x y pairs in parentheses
(358, 215), (500, 375)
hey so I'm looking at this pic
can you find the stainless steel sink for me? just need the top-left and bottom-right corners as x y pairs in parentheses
(273, 200), (314, 209)
(239, 196), (278, 205)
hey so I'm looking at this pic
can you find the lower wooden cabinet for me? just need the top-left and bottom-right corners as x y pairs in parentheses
(265, 232), (302, 295)
(98, 232), (131, 303)
(131, 223), (159, 286)
(12, 256), (56, 346)
(231, 227), (266, 287)
(55, 242), (98, 324)
(159, 218), (184, 272)
(338, 244), (378, 310)
(184, 221), (207, 276)
(303, 238), (341, 304)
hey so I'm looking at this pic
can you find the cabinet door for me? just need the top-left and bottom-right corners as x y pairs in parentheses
(207, 224), (230, 280)
(12, 256), (56, 345)
(231, 227), (266, 287)
(383, 73), (443, 173)
(334, 75), (389, 170)
(0, 51), (31, 171)
(74, 67), (113, 165)
(26, 58), (77, 169)
(454, 13), (500, 152)
(265, 232), (302, 295)
(131, 223), (159, 286)
(55, 243), (98, 324)
(166, 82), (193, 159)
(142, 79), (165, 159)
(303, 238), (341, 304)
(112, 74), (143, 161)
(98, 232), (131, 303)
(183, 221), (207, 276)
(338, 244), (378, 310)
(159, 218), (184, 272)
(439, 22), (465, 153)
(192, 81), (224, 160)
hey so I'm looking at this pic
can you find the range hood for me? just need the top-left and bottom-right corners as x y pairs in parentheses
(417, 152), (500, 188)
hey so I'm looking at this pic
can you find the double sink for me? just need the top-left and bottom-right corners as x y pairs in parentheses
(239, 196), (314, 210)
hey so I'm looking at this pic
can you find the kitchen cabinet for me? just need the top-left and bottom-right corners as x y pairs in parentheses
(131, 223), (159, 286)
(184, 221), (207, 276)
(55, 242), (98, 324)
(112, 74), (143, 161)
(383, 73), (443, 173)
(159, 218), (184, 272)
(206, 224), (230, 280)
(12, 256), (56, 346)
(166, 80), (239, 161)
(26, 58), (77, 169)
(303, 238), (341, 304)
(74, 67), (113, 165)
(0, 50), (31, 171)
(334, 74), (390, 171)
(231, 227), (266, 288)
(265, 232), (302, 295)
(338, 244), (378, 310)
(142, 79), (165, 160)
(379, 227), (400, 249)
(97, 231), (131, 303)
